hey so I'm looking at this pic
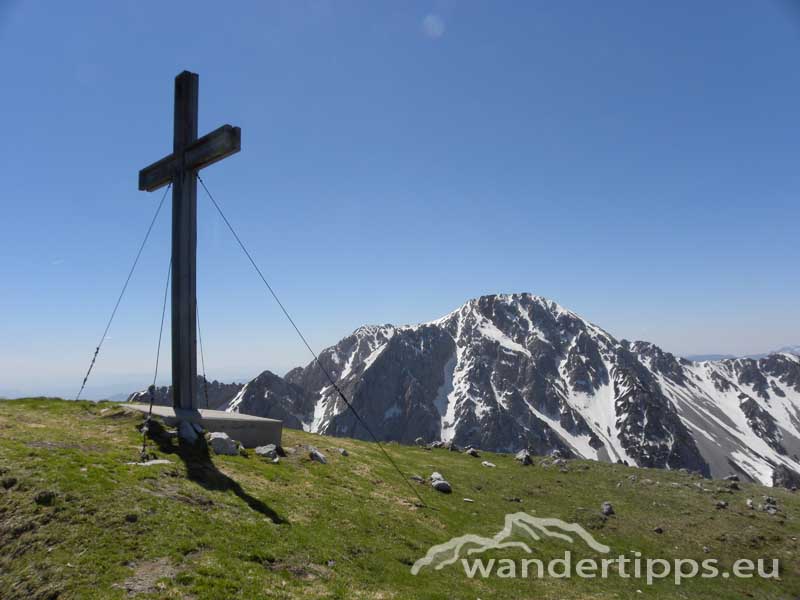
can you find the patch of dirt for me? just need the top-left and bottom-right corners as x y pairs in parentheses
(266, 560), (333, 581)
(116, 557), (177, 596)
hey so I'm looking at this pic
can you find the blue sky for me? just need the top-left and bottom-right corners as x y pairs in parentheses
(1, 1), (798, 398)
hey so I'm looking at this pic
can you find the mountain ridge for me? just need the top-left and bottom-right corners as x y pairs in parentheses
(133, 293), (800, 487)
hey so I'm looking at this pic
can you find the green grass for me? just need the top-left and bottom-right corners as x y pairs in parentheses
(1, 398), (799, 599)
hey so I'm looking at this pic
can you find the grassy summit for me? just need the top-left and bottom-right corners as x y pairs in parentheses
(1, 399), (798, 599)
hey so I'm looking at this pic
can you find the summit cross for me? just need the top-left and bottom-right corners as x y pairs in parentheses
(138, 70), (241, 410)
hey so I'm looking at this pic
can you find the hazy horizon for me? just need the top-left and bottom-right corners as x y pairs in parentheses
(1, 1), (798, 398)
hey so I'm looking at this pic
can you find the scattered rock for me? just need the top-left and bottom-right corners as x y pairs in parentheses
(715, 501), (728, 510)
(409, 475), (424, 483)
(125, 513), (139, 523)
(255, 444), (278, 459)
(34, 490), (56, 506)
(309, 446), (327, 464)
(430, 472), (452, 493)
(463, 498), (474, 503)
(515, 449), (533, 466)
(1, 477), (18, 489)
(465, 447), (480, 458)
(728, 482), (740, 491)
(432, 480), (452, 493)
(723, 474), (740, 482)
(601, 501), (614, 516)
(428, 441), (445, 449)
(208, 432), (240, 456)
(444, 441), (460, 452)
(271, 457), (280, 464)
(702, 546), (711, 554)
(481, 461), (496, 468)
(337, 448), (349, 457)
(653, 526), (664, 534)
(746, 498), (754, 509)
(414, 437), (425, 447)
(504, 497), (522, 503)
(127, 459), (172, 467)
(762, 496), (779, 515)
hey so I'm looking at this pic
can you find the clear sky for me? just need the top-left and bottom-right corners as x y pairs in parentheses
(1, 1), (798, 398)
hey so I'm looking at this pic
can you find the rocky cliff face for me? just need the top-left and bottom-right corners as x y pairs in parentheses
(221, 293), (800, 486)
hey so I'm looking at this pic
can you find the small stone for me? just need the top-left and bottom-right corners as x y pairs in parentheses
(1, 477), (18, 489)
(430, 471), (444, 482)
(481, 461), (496, 468)
(124, 513), (138, 523)
(463, 498), (474, 503)
(34, 490), (56, 506)
(409, 475), (424, 483)
(309, 446), (327, 464)
(444, 441), (460, 452)
(703, 546), (711, 554)
(716, 501), (728, 509)
(428, 441), (445, 449)
(255, 444), (278, 459)
(414, 437), (425, 447)
(208, 432), (240, 456)
(515, 449), (533, 466)
(601, 501), (614, 516)
(271, 456), (280, 464)
(432, 479), (452, 493)
(653, 526), (664, 534)
(465, 447), (480, 458)
(337, 448), (349, 457)
(504, 497), (522, 503)
(723, 475), (740, 482)
(127, 459), (172, 467)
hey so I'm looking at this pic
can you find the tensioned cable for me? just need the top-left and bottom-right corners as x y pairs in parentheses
(141, 258), (172, 459)
(197, 174), (428, 508)
(76, 183), (172, 401)
(197, 300), (210, 409)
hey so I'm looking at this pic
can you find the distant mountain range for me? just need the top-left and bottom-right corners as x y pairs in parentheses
(685, 345), (800, 362)
(131, 294), (800, 487)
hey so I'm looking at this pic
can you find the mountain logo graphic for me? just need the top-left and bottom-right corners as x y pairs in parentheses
(411, 511), (610, 575)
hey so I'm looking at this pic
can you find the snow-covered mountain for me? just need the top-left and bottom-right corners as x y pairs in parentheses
(224, 294), (800, 486)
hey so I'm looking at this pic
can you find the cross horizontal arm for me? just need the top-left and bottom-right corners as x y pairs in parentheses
(138, 125), (241, 192)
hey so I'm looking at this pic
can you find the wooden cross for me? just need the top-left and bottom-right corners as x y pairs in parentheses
(138, 71), (241, 410)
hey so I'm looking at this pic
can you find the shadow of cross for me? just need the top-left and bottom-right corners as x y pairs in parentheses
(138, 70), (241, 412)
(145, 419), (287, 525)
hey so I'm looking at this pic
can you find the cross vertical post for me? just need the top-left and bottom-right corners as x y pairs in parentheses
(138, 70), (241, 411)
(172, 71), (199, 410)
